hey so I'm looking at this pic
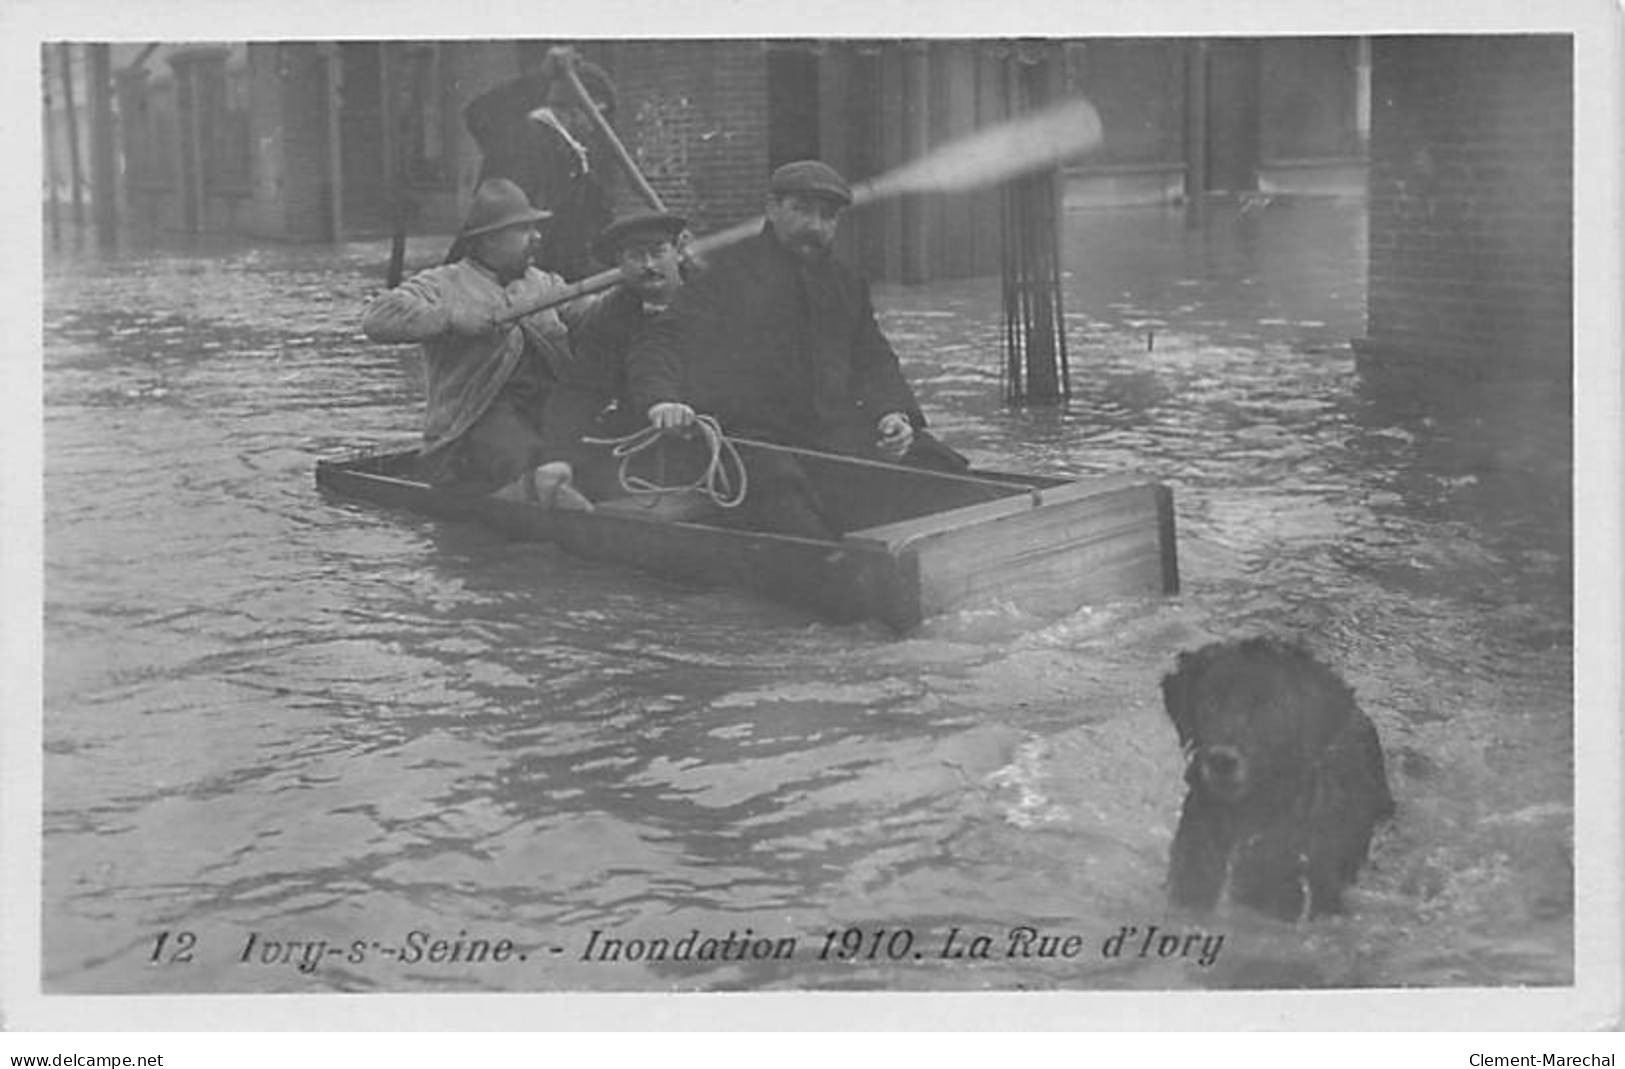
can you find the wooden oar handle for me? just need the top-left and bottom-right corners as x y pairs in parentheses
(497, 215), (765, 324)
(495, 265), (623, 324)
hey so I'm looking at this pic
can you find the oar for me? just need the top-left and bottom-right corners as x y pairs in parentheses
(497, 95), (1104, 324)
(555, 54), (668, 213)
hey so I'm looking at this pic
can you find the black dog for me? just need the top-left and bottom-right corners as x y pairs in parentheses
(1161, 638), (1394, 921)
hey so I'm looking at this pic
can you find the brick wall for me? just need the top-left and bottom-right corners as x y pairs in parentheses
(603, 40), (770, 231)
(1362, 35), (1571, 376)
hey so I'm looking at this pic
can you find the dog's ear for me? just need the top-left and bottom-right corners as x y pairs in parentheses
(1161, 650), (1206, 748)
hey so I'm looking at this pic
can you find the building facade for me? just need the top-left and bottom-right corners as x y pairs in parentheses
(1357, 35), (1571, 377)
(54, 38), (1368, 283)
(108, 41), (516, 243)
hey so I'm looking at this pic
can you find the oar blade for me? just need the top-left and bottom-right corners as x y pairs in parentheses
(856, 97), (1104, 203)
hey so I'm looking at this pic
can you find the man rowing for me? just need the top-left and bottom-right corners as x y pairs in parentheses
(361, 178), (593, 510)
(626, 159), (966, 537)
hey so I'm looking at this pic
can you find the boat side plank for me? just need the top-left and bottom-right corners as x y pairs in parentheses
(318, 458), (918, 628)
(316, 449), (1176, 630)
(845, 473), (1153, 549)
(885, 484), (1176, 617)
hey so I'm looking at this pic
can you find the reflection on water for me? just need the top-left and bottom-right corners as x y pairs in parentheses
(41, 200), (1572, 993)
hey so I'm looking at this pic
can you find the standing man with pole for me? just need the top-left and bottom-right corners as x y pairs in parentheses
(457, 46), (619, 280)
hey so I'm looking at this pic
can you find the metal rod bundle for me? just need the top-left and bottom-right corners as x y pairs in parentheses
(999, 54), (1071, 407)
(1000, 164), (1070, 405)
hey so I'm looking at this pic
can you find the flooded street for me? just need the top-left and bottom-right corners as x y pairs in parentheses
(41, 198), (1573, 994)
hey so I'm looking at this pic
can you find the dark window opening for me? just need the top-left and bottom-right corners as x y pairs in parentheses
(767, 47), (821, 168)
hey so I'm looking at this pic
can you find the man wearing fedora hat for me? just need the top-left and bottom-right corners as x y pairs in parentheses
(626, 159), (967, 537)
(362, 177), (593, 510)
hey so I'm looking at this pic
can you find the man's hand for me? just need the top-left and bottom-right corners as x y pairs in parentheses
(647, 402), (696, 430)
(538, 46), (580, 82)
(615, 258), (643, 288)
(876, 411), (914, 458)
(504, 272), (555, 318)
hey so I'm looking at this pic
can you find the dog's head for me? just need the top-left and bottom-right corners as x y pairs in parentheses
(1162, 638), (1358, 806)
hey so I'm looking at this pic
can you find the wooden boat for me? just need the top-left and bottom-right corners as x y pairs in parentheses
(315, 438), (1178, 632)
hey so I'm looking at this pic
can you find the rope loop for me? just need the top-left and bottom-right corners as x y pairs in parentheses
(582, 415), (748, 509)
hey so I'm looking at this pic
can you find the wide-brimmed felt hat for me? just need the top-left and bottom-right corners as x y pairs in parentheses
(769, 159), (853, 207)
(459, 178), (552, 240)
(592, 211), (688, 261)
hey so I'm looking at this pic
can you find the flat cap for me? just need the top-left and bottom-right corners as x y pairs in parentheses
(769, 159), (853, 207)
(592, 211), (688, 261)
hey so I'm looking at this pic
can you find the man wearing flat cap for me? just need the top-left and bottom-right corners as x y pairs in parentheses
(627, 159), (966, 538)
(362, 177), (592, 509)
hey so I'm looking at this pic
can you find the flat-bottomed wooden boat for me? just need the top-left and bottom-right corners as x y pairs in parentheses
(315, 439), (1178, 632)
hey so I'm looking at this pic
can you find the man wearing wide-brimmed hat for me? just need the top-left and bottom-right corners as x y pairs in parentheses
(626, 159), (966, 537)
(362, 177), (592, 509)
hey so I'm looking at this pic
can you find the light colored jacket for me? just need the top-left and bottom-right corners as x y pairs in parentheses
(362, 260), (584, 454)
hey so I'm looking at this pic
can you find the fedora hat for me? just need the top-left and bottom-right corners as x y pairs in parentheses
(592, 210), (688, 262)
(459, 179), (552, 240)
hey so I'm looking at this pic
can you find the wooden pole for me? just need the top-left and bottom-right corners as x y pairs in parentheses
(88, 44), (117, 248)
(384, 48), (410, 287)
(58, 43), (84, 227)
(124, 43), (161, 74)
(558, 54), (665, 212)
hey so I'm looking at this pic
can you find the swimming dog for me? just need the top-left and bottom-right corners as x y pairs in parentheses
(1161, 638), (1394, 920)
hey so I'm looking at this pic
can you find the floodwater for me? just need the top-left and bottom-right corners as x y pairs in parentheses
(40, 199), (1573, 996)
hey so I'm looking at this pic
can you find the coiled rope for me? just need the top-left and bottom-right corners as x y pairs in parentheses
(582, 415), (748, 509)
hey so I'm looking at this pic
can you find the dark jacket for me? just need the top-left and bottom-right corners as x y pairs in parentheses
(563, 282), (674, 406)
(627, 227), (923, 453)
